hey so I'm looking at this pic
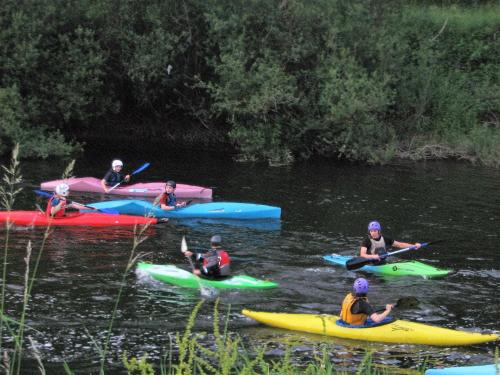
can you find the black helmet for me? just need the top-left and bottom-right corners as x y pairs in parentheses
(210, 235), (222, 244)
(166, 180), (176, 188)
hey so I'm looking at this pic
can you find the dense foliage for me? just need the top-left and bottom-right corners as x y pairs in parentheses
(0, 0), (498, 165)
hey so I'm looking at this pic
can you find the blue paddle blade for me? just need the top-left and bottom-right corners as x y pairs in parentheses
(34, 189), (52, 198)
(132, 162), (150, 175)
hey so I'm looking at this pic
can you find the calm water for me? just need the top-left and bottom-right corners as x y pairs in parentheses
(1, 146), (499, 373)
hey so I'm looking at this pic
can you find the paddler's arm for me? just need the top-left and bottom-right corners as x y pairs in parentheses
(369, 304), (393, 323)
(183, 251), (202, 275)
(360, 246), (380, 260)
(393, 241), (421, 249)
(101, 178), (110, 193)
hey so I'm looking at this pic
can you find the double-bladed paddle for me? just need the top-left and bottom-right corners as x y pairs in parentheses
(34, 190), (119, 215)
(345, 240), (444, 271)
(107, 162), (151, 192)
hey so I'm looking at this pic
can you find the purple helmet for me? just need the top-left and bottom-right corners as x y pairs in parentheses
(368, 221), (382, 232)
(353, 278), (369, 294)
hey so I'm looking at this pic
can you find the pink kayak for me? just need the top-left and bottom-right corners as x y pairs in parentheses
(40, 177), (212, 198)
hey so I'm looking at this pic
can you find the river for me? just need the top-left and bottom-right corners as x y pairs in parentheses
(1, 146), (499, 373)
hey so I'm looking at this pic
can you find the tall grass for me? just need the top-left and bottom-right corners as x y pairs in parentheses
(98, 221), (153, 374)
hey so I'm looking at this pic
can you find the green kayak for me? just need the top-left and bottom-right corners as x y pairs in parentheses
(323, 255), (452, 278)
(137, 262), (278, 289)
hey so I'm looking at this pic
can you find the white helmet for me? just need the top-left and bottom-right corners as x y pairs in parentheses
(55, 183), (70, 196)
(112, 159), (123, 168)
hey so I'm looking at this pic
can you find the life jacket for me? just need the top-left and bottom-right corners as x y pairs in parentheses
(46, 196), (66, 218)
(202, 249), (231, 277)
(340, 293), (369, 325)
(368, 235), (386, 255)
(160, 192), (176, 207)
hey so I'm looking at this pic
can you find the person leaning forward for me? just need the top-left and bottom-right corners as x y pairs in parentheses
(183, 235), (231, 279)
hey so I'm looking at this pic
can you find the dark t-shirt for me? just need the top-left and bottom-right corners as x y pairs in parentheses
(351, 298), (375, 316)
(361, 236), (394, 253)
(103, 170), (125, 186)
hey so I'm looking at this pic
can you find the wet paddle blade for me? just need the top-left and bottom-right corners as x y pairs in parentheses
(345, 257), (374, 270)
(181, 236), (188, 253)
(132, 162), (150, 175)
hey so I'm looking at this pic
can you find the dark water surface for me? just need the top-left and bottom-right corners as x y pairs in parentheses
(1, 147), (499, 373)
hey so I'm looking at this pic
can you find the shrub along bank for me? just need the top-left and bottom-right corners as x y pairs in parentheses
(0, 1), (498, 165)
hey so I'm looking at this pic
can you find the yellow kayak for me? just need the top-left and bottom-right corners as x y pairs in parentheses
(242, 310), (498, 346)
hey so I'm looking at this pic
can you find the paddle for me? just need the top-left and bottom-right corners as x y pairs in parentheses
(375, 296), (420, 313)
(181, 236), (216, 296)
(107, 162), (150, 192)
(181, 235), (196, 271)
(34, 190), (119, 215)
(346, 240), (444, 271)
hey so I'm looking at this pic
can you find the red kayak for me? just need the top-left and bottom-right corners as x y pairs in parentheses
(0, 211), (157, 227)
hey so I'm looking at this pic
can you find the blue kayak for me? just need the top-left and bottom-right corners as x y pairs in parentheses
(87, 199), (281, 220)
(426, 364), (498, 375)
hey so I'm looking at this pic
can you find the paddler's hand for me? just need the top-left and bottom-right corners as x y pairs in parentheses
(176, 202), (186, 208)
(414, 242), (421, 249)
(124, 174), (131, 182)
(184, 251), (193, 257)
(385, 304), (393, 312)
(193, 269), (201, 276)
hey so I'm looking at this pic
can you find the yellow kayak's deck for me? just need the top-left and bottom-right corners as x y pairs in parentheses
(242, 310), (498, 346)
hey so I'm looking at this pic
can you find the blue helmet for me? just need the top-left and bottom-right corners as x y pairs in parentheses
(368, 221), (382, 232)
(353, 278), (369, 295)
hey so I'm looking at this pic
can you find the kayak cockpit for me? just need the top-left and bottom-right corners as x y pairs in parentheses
(336, 316), (394, 328)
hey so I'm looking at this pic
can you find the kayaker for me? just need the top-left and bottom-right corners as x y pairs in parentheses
(360, 221), (421, 264)
(183, 235), (231, 279)
(157, 180), (186, 211)
(46, 183), (76, 217)
(101, 159), (130, 193)
(340, 278), (392, 325)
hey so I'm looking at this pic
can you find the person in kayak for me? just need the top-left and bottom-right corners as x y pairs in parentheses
(183, 235), (231, 279)
(46, 183), (77, 217)
(157, 180), (186, 210)
(360, 221), (421, 264)
(101, 159), (130, 193)
(340, 278), (393, 325)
